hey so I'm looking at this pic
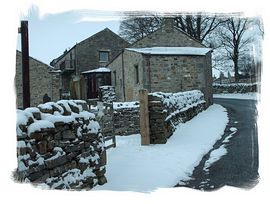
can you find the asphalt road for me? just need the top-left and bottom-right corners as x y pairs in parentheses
(176, 98), (259, 191)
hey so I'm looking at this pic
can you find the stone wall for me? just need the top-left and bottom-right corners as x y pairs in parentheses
(148, 54), (212, 107)
(107, 21), (213, 106)
(97, 102), (114, 137)
(113, 102), (140, 136)
(16, 51), (60, 109)
(108, 50), (145, 102)
(108, 50), (213, 107)
(203, 52), (213, 105)
(89, 101), (140, 136)
(15, 100), (107, 190)
(132, 18), (204, 48)
(75, 28), (129, 73)
(109, 53), (124, 101)
(121, 51), (145, 101)
(212, 83), (258, 93)
(147, 90), (206, 144)
(51, 28), (129, 95)
(99, 86), (116, 103)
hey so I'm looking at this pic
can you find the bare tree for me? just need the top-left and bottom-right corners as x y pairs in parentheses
(254, 17), (264, 37)
(174, 13), (227, 43)
(118, 13), (262, 83)
(217, 16), (254, 82)
(119, 12), (163, 43)
(119, 12), (226, 45)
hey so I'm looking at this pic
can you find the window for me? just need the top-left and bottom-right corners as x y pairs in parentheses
(60, 61), (65, 69)
(113, 71), (117, 86)
(99, 51), (109, 62)
(134, 65), (139, 84)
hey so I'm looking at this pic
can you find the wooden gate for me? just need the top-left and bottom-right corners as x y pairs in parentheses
(87, 99), (116, 150)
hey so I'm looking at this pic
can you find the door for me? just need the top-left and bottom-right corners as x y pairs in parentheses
(87, 74), (98, 99)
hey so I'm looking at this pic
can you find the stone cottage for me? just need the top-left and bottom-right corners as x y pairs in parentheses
(108, 18), (213, 107)
(15, 50), (60, 109)
(50, 28), (130, 98)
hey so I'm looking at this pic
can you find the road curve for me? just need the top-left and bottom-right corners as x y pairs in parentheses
(176, 98), (259, 191)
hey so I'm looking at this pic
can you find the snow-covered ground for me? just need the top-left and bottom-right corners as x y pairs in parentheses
(202, 126), (237, 174)
(94, 104), (228, 192)
(203, 144), (227, 173)
(213, 92), (259, 100)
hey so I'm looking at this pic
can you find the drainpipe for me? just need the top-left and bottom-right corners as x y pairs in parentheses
(50, 72), (53, 100)
(204, 54), (210, 106)
(75, 43), (78, 75)
(121, 50), (126, 101)
(145, 55), (151, 92)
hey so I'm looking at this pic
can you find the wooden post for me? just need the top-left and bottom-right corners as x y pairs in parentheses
(139, 89), (150, 145)
(80, 75), (87, 100)
(19, 21), (30, 108)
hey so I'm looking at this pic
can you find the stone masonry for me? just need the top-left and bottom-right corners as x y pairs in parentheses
(148, 53), (213, 107)
(132, 18), (204, 48)
(108, 18), (213, 107)
(113, 106), (140, 136)
(99, 86), (116, 103)
(212, 83), (258, 94)
(76, 28), (130, 73)
(15, 100), (107, 190)
(15, 51), (60, 109)
(147, 90), (206, 144)
(51, 28), (130, 94)
(89, 100), (140, 137)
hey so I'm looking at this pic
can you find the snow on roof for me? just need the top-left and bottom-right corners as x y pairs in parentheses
(126, 47), (212, 56)
(81, 67), (111, 74)
(49, 69), (62, 73)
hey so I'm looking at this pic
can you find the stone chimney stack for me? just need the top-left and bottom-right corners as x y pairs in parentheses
(163, 17), (175, 32)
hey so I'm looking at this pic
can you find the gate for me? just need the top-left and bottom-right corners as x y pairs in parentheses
(87, 99), (116, 150)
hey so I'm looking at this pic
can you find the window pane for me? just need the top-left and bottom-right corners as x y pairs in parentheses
(113, 71), (117, 86)
(135, 65), (139, 84)
(99, 51), (109, 62)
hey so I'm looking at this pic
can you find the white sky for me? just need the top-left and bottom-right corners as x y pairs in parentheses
(15, 6), (263, 78)
(16, 8), (121, 65)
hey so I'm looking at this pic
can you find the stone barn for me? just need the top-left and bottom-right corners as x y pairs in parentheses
(15, 50), (61, 109)
(50, 28), (130, 98)
(107, 18), (213, 107)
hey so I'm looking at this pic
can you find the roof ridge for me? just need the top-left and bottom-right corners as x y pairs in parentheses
(131, 24), (208, 48)
(50, 28), (130, 65)
(16, 50), (54, 69)
(173, 26), (207, 48)
(125, 46), (211, 56)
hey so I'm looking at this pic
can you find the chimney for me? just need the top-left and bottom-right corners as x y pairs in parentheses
(163, 17), (174, 32)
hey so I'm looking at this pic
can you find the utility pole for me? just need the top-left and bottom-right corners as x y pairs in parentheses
(18, 21), (30, 108)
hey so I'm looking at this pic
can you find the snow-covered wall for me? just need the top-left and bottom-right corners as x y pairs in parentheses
(87, 100), (140, 137)
(113, 102), (140, 136)
(15, 100), (107, 190)
(212, 83), (258, 94)
(148, 90), (206, 144)
(99, 86), (116, 103)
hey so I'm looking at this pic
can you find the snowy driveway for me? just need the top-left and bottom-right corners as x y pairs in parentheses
(94, 104), (228, 192)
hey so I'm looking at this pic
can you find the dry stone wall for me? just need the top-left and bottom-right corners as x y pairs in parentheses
(99, 86), (116, 103)
(212, 83), (258, 94)
(16, 100), (107, 190)
(113, 102), (140, 136)
(90, 101), (140, 137)
(148, 90), (206, 144)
